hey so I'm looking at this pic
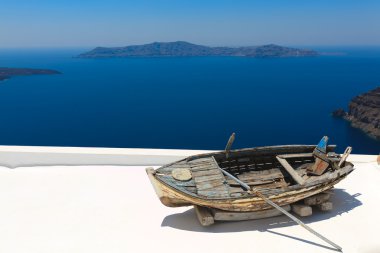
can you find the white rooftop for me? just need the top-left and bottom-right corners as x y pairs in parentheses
(0, 148), (378, 253)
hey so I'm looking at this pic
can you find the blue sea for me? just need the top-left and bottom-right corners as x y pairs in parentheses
(0, 47), (379, 154)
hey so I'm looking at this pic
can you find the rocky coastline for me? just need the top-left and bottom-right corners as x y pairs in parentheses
(333, 87), (380, 140)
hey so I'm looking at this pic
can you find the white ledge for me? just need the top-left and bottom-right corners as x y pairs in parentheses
(0, 145), (214, 168)
(0, 145), (376, 168)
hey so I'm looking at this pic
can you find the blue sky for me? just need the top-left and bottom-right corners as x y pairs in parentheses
(0, 0), (379, 48)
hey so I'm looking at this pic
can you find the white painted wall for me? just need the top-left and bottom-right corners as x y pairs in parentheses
(0, 145), (376, 168)
(0, 146), (214, 168)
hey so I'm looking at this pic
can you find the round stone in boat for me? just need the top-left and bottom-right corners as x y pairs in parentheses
(172, 168), (192, 181)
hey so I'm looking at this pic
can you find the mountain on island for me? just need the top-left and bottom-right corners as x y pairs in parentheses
(0, 67), (61, 81)
(333, 87), (380, 140)
(78, 41), (318, 58)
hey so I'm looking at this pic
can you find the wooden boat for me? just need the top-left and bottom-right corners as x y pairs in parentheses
(146, 136), (354, 212)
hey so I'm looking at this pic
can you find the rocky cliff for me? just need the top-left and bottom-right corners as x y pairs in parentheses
(333, 87), (380, 139)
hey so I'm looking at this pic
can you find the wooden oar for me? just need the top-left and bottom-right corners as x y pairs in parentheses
(211, 156), (342, 252)
(224, 133), (235, 159)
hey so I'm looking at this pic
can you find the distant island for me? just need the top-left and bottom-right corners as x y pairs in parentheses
(78, 41), (318, 58)
(0, 67), (61, 81)
(333, 87), (380, 140)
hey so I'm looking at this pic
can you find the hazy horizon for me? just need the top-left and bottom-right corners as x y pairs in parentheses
(2, 43), (380, 50)
(1, 0), (379, 48)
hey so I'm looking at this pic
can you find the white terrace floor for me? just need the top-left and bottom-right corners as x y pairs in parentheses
(0, 154), (379, 253)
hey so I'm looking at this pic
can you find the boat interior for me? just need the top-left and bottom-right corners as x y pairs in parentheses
(156, 144), (342, 199)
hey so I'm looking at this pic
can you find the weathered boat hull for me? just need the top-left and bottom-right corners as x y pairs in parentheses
(146, 164), (352, 212)
(146, 141), (354, 212)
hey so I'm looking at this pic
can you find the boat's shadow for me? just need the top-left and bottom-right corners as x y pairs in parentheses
(161, 188), (361, 233)
(161, 188), (361, 251)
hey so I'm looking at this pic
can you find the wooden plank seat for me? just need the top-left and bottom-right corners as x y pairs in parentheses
(227, 168), (287, 189)
(188, 157), (230, 198)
